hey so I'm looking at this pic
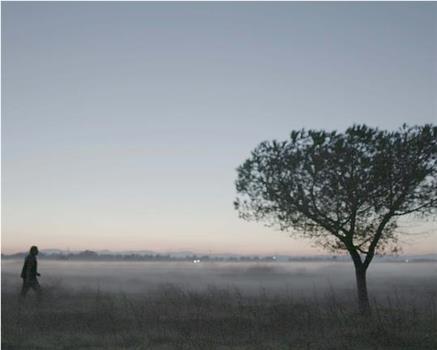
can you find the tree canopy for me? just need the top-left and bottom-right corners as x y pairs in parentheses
(235, 125), (436, 260)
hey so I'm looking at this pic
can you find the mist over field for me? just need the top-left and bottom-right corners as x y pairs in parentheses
(3, 260), (437, 298)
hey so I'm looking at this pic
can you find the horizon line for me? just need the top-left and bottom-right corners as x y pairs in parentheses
(2, 248), (436, 257)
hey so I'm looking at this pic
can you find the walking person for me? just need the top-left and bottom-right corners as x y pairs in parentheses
(20, 245), (42, 300)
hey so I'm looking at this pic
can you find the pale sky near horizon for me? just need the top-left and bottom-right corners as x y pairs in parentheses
(2, 2), (437, 255)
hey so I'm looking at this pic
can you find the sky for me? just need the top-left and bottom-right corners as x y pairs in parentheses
(2, 2), (437, 255)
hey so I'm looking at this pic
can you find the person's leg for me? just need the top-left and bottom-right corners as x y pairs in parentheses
(20, 281), (30, 299)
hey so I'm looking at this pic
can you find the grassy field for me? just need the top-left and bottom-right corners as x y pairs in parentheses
(2, 261), (437, 349)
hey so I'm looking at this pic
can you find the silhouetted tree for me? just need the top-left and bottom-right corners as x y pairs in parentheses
(234, 124), (437, 314)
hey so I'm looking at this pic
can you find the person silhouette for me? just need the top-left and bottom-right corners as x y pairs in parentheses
(20, 246), (42, 300)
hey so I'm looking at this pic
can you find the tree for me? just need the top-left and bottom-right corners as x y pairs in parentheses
(234, 124), (437, 314)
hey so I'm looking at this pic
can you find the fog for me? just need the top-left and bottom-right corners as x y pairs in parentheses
(3, 260), (436, 300)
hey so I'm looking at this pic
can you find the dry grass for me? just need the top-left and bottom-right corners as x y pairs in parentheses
(2, 281), (437, 350)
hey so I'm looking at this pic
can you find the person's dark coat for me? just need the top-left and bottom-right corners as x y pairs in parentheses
(21, 254), (38, 280)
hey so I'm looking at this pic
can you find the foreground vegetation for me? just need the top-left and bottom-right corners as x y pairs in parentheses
(2, 282), (436, 350)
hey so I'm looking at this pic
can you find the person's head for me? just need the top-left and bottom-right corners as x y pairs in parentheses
(29, 246), (39, 256)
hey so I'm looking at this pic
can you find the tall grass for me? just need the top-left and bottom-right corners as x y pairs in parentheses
(2, 282), (436, 350)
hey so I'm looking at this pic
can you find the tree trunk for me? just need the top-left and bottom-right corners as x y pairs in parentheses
(355, 266), (370, 315)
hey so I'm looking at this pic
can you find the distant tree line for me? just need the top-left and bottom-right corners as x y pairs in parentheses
(2, 250), (435, 263)
(2, 250), (281, 262)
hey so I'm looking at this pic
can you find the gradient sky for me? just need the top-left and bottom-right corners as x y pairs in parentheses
(2, 2), (437, 255)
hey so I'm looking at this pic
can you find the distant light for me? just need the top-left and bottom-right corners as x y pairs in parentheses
(272, 256), (277, 260)
(193, 259), (200, 264)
